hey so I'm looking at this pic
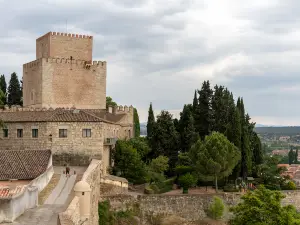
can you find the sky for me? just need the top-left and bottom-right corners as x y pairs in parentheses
(1, 0), (300, 125)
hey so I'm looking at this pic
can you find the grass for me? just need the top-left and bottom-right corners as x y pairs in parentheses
(38, 174), (60, 205)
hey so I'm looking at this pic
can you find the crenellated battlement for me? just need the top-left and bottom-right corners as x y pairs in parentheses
(50, 31), (92, 39)
(23, 58), (106, 69)
(36, 32), (93, 41)
(108, 105), (134, 114)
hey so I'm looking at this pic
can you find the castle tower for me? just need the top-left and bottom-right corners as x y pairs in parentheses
(23, 32), (107, 109)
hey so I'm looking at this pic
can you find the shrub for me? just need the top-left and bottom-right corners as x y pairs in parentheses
(282, 181), (297, 190)
(207, 196), (225, 220)
(265, 184), (281, 190)
(223, 184), (239, 192)
(178, 173), (197, 194)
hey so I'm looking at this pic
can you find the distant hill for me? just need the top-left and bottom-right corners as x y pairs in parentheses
(255, 126), (300, 135)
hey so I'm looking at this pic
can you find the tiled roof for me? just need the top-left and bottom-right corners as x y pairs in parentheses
(0, 186), (24, 198)
(0, 150), (51, 180)
(0, 108), (126, 123)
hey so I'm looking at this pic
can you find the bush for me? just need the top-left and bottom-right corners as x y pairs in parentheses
(223, 184), (239, 192)
(178, 173), (197, 194)
(207, 196), (225, 220)
(265, 184), (281, 190)
(282, 181), (297, 190)
(144, 185), (155, 194)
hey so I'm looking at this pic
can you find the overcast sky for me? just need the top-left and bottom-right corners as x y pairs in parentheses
(1, 0), (300, 125)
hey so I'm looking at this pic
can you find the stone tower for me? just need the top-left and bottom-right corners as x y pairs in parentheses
(23, 32), (106, 109)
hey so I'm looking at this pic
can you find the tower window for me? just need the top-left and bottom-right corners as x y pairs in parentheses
(3, 129), (8, 138)
(70, 56), (73, 60)
(32, 129), (38, 138)
(17, 129), (23, 138)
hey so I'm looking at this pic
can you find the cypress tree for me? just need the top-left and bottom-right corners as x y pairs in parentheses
(147, 102), (155, 138)
(0, 75), (7, 105)
(194, 80), (213, 139)
(192, 90), (198, 113)
(179, 104), (199, 152)
(133, 108), (140, 137)
(7, 72), (21, 106)
(295, 148), (299, 164)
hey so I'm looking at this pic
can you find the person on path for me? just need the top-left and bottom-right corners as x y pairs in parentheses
(66, 166), (70, 177)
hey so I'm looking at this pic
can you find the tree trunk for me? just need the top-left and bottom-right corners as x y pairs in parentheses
(215, 175), (218, 193)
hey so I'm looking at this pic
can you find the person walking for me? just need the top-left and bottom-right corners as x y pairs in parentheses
(66, 165), (70, 177)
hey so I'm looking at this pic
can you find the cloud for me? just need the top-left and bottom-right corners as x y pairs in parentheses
(1, 0), (300, 125)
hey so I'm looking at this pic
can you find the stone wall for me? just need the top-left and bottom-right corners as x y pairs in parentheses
(59, 160), (129, 225)
(36, 32), (93, 61)
(41, 58), (106, 109)
(101, 193), (241, 224)
(59, 159), (102, 225)
(100, 175), (128, 196)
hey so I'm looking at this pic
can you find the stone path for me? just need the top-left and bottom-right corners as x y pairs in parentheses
(1, 205), (64, 225)
(1, 167), (87, 225)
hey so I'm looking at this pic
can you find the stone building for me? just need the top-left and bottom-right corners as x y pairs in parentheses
(0, 32), (134, 173)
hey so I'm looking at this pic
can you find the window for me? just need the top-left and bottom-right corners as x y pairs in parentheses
(32, 129), (38, 138)
(3, 129), (8, 138)
(17, 129), (23, 138)
(82, 129), (91, 138)
(59, 129), (67, 138)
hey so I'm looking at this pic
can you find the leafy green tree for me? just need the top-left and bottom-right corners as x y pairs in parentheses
(7, 72), (21, 106)
(147, 156), (169, 183)
(211, 85), (227, 133)
(208, 196), (225, 220)
(0, 75), (7, 105)
(133, 108), (140, 137)
(148, 156), (169, 174)
(112, 140), (147, 184)
(150, 110), (180, 171)
(128, 137), (151, 162)
(178, 173), (197, 194)
(257, 155), (287, 187)
(147, 102), (155, 139)
(190, 132), (241, 192)
(194, 80), (213, 139)
(178, 104), (199, 152)
(230, 185), (300, 225)
(106, 96), (117, 108)
(175, 152), (194, 176)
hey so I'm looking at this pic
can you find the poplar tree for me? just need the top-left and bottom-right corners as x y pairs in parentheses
(7, 72), (21, 106)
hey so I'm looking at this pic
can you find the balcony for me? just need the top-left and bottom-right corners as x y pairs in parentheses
(104, 137), (117, 145)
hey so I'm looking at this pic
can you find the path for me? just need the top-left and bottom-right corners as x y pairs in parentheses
(1, 167), (87, 225)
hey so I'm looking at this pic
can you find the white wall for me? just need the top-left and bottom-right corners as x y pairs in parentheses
(0, 161), (54, 222)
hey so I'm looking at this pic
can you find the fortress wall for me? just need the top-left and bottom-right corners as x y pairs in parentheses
(23, 59), (43, 108)
(42, 59), (106, 109)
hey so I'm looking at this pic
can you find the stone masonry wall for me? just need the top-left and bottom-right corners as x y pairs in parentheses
(42, 58), (106, 109)
(102, 193), (241, 224)
(36, 32), (93, 61)
(0, 121), (103, 165)
(23, 59), (43, 108)
(59, 159), (102, 225)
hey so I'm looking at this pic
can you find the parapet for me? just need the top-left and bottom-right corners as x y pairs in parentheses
(111, 105), (134, 114)
(23, 58), (106, 69)
(50, 32), (92, 39)
(37, 32), (93, 41)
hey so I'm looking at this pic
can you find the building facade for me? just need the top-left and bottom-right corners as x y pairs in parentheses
(0, 32), (134, 173)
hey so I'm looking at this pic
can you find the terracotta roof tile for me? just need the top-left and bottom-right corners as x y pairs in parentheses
(0, 108), (126, 123)
(0, 186), (24, 198)
(0, 150), (51, 180)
